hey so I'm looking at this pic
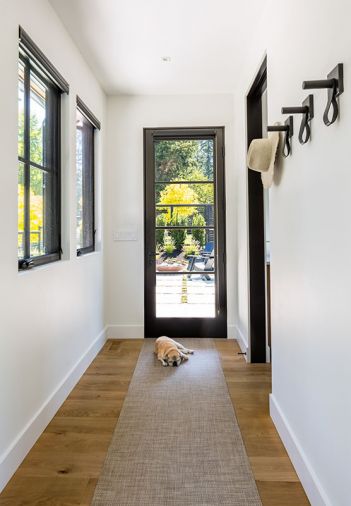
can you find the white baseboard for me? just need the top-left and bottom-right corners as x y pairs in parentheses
(108, 325), (245, 342)
(107, 324), (144, 339)
(0, 326), (107, 494)
(233, 324), (249, 360)
(270, 394), (330, 506)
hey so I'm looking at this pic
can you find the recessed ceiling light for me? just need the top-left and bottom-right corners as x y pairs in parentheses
(161, 56), (171, 63)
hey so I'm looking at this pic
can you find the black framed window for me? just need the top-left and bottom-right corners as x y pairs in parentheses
(76, 97), (100, 256)
(18, 28), (68, 270)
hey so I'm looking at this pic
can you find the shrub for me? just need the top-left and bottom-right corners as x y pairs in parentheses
(164, 234), (176, 255)
(156, 213), (167, 247)
(169, 214), (187, 250)
(182, 235), (200, 258)
(192, 213), (206, 247)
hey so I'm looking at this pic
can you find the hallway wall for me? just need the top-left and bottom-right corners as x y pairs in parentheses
(234, 1), (351, 504)
(104, 94), (236, 338)
(0, 0), (106, 491)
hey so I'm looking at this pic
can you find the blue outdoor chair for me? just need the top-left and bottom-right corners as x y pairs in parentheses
(200, 241), (214, 257)
(187, 248), (214, 281)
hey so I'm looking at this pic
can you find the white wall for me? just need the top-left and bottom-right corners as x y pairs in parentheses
(104, 94), (236, 338)
(234, 1), (351, 504)
(0, 0), (106, 490)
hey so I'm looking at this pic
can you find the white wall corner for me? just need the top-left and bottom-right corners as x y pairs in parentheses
(269, 394), (331, 506)
(0, 326), (107, 494)
(107, 324), (144, 339)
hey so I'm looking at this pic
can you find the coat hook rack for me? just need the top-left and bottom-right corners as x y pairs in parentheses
(302, 63), (343, 126)
(281, 95), (314, 145)
(267, 116), (294, 157)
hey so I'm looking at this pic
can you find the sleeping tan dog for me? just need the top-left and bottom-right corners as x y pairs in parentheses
(155, 336), (194, 367)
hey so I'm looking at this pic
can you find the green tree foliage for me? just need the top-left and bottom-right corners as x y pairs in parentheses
(18, 112), (44, 196)
(155, 140), (200, 182)
(196, 139), (214, 179)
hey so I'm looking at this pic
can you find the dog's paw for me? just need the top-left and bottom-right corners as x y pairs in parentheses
(188, 349), (194, 354)
(162, 362), (168, 367)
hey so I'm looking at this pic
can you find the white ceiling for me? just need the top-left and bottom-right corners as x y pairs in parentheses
(49, 0), (266, 95)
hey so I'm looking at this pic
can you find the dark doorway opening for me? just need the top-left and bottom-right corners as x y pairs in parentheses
(246, 57), (270, 363)
(144, 127), (227, 338)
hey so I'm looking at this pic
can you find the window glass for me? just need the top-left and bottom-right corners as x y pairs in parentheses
(29, 166), (45, 257)
(30, 72), (46, 166)
(76, 109), (95, 254)
(18, 162), (25, 259)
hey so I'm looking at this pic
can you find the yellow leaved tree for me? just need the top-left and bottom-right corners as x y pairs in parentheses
(18, 184), (43, 251)
(158, 183), (198, 221)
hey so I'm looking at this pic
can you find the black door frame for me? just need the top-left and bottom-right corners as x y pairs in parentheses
(246, 57), (267, 362)
(143, 127), (227, 338)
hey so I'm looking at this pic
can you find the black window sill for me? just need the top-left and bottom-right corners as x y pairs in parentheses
(77, 246), (95, 257)
(18, 252), (61, 271)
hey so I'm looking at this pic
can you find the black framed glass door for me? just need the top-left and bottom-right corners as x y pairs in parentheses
(144, 127), (227, 338)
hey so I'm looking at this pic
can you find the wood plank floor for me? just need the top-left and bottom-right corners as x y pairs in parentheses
(215, 340), (310, 506)
(0, 339), (310, 505)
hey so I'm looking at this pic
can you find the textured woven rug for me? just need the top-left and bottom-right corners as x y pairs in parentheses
(92, 339), (262, 505)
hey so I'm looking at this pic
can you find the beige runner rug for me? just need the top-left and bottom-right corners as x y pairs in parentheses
(92, 339), (262, 505)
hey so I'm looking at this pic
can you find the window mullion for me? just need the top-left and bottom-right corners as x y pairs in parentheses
(24, 61), (31, 260)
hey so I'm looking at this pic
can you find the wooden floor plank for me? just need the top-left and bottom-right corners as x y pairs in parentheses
(0, 338), (310, 505)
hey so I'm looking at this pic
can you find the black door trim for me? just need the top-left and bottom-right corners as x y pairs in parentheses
(246, 57), (267, 362)
(144, 127), (227, 338)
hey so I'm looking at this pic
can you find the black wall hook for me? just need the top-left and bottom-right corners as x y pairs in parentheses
(302, 64), (343, 126)
(267, 116), (294, 157)
(281, 95), (314, 145)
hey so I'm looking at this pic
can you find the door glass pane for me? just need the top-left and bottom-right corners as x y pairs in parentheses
(154, 137), (216, 318)
(156, 229), (215, 273)
(30, 72), (46, 166)
(156, 273), (215, 318)
(155, 139), (214, 181)
(156, 204), (214, 228)
(18, 162), (25, 258)
(155, 182), (214, 209)
(30, 167), (45, 257)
